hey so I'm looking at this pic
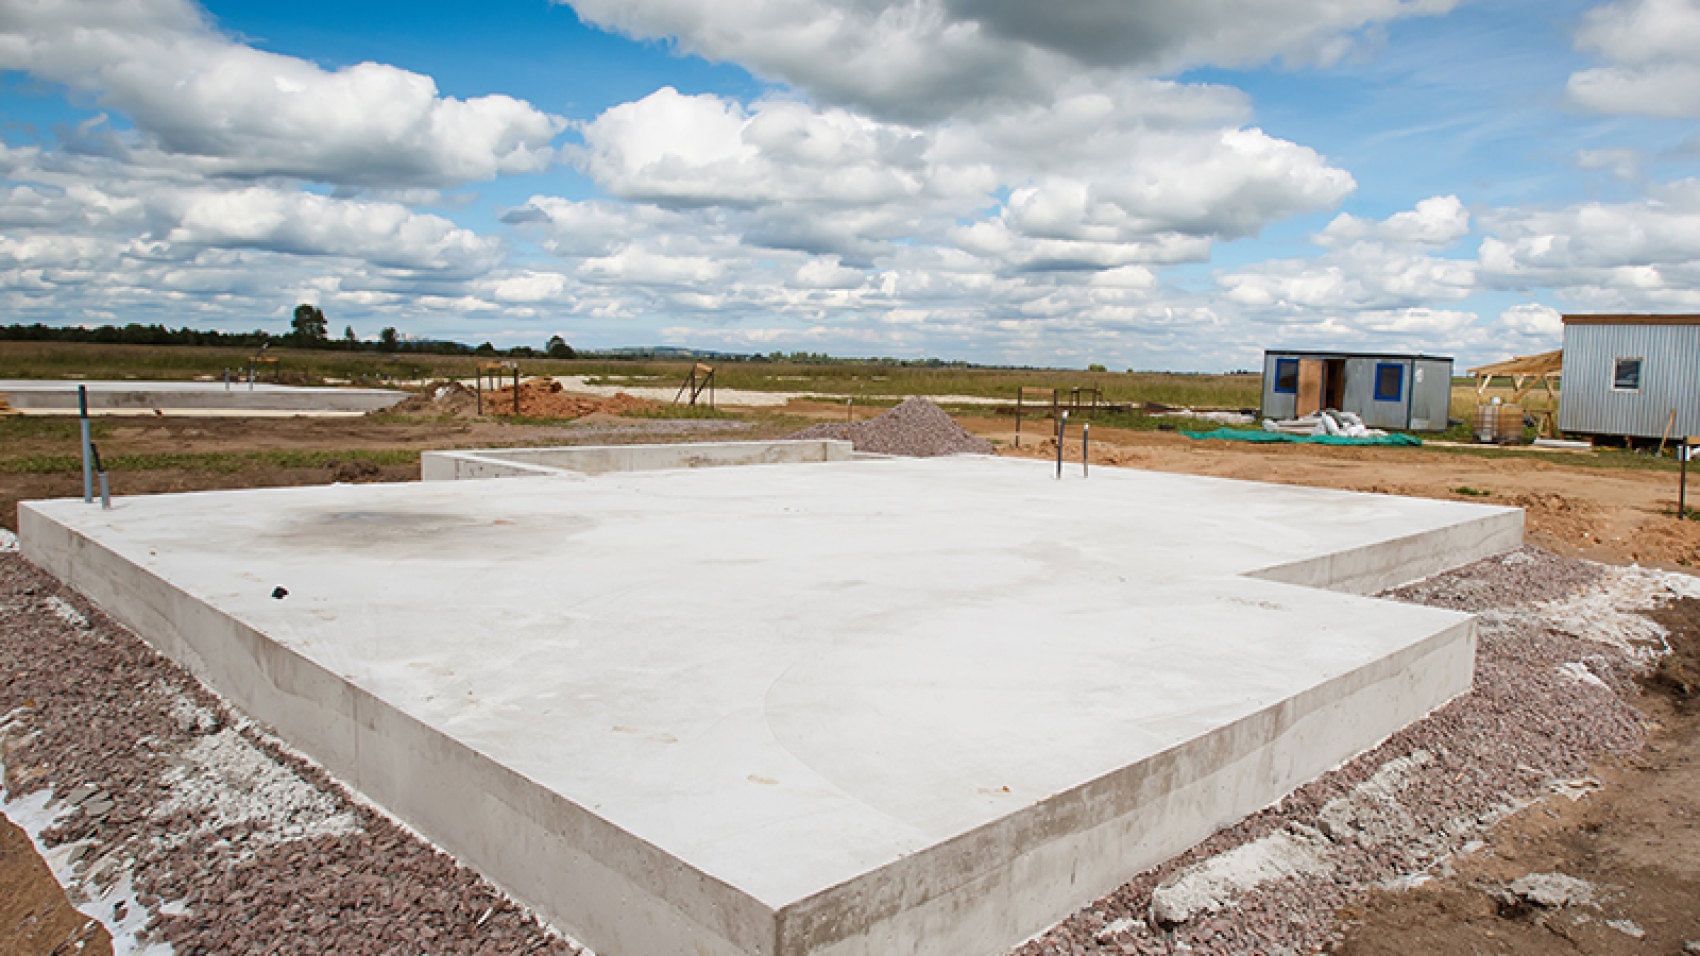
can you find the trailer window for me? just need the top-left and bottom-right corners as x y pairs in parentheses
(1273, 358), (1299, 394)
(1374, 363), (1404, 402)
(1613, 357), (1642, 392)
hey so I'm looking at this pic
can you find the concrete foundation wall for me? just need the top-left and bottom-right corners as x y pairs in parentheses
(1247, 506), (1525, 595)
(422, 440), (853, 480)
(0, 380), (405, 413)
(18, 458), (1513, 956)
(779, 618), (1475, 956)
(18, 506), (780, 956)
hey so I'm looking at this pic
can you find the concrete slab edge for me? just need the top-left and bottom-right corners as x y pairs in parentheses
(17, 504), (779, 956)
(771, 615), (1477, 956)
(422, 440), (854, 479)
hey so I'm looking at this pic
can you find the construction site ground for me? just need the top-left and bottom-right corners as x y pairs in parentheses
(2, 396), (1697, 955)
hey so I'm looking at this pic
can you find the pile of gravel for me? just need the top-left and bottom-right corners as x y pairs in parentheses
(1383, 546), (1604, 612)
(789, 396), (993, 457)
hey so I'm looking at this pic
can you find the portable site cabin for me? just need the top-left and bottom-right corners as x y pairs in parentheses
(1559, 314), (1700, 440)
(1260, 351), (1454, 432)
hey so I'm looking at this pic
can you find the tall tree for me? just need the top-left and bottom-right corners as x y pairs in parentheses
(291, 304), (328, 343)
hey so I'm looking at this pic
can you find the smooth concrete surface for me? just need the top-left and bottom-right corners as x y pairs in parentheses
(20, 456), (1522, 956)
(421, 439), (854, 480)
(0, 379), (406, 414)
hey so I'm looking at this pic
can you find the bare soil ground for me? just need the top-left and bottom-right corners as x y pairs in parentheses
(3, 404), (1698, 954)
(976, 417), (1700, 569)
(1335, 599), (1700, 956)
(0, 412), (782, 533)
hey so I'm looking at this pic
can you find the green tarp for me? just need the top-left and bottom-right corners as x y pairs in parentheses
(1181, 428), (1422, 447)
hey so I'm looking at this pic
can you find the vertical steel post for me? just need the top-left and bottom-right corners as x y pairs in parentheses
(475, 370), (483, 415)
(513, 366), (520, 416)
(1083, 422), (1089, 478)
(91, 443), (110, 510)
(1682, 440), (1689, 519)
(1056, 411), (1068, 480)
(847, 398), (853, 423)
(78, 385), (93, 503)
(1015, 390), (1022, 447)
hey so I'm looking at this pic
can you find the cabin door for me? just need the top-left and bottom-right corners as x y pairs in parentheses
(1295, 359), (1325, 417)
(1323, 359), (1347, 412)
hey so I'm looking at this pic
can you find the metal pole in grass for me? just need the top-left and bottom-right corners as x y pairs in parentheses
(1082, 422), (1089, 479)
(1682, 438), (1689, 520)
(1056, 410), (1068, 480)
(78, 385), (93, 503)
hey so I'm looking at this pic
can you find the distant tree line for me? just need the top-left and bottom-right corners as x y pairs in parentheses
(0, 304), (578, 359)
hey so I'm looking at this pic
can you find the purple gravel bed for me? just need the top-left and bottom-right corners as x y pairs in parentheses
(789, 396), (994, 457)
(0, 553), (581, 955)
(1012, 546), (1650, 956)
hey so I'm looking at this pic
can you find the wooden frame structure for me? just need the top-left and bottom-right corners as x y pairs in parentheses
(1466, 349), (1561, 437)
(476, 361), (521, 416)
(674, 363), (716, 408)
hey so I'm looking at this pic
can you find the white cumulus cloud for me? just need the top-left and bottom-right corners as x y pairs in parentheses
(562, 0), (1457, 121)
(0, 0), (564, 185)
(1317, 195), (1470, 248)
(1568, 0), (1700, 116)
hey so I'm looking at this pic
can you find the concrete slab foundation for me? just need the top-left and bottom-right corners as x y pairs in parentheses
(20, 454), (1522, 956)
(0, 380), (406, 415)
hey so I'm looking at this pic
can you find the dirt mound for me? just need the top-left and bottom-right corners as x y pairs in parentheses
(383, 379), (657, 421)
(382, 381), (481, 419)
(789, 396), (993, 457)
(483, 379), (656, 420)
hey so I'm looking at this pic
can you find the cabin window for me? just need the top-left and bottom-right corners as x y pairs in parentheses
(1374, 363), (1404, 402)
(1273, 358), (1299, 394)
(1613, 357), (1643, 392)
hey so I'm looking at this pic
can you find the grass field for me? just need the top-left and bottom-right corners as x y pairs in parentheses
(0, 341), (1263, 408)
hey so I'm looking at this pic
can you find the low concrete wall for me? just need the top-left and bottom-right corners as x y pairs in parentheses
(17, 506), (776, 955)
(786, 619), (1476, 956)
(1247, 505), (1526, 595)
(422, 440), (854, 480)
(0, 381), (406, 413)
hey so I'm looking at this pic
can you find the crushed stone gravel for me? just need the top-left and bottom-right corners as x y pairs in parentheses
(0, 554), (582, 956)
(788, 396), (994, 457)
(1012, 545), (1667, 956)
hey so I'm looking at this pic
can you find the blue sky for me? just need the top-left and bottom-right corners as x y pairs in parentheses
(6, 0), (1700, 369)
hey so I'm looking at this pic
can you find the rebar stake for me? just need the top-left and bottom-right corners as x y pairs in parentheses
(1083, 422), (1089, 478)
(1056, 411), (1068, 480)
(78, 385), (93, 503)
(91, 441), (109, 509)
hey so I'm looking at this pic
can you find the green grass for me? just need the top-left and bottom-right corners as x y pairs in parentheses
(1, 342), (1261, 408)
(0, 448), (420, 475)
(0, 416), (116, 441)
(1452, 486), (1491, 497)
(619, 404), (740, 420)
